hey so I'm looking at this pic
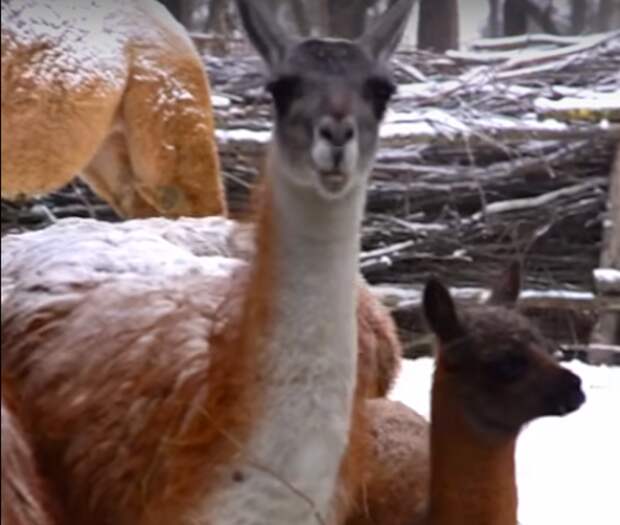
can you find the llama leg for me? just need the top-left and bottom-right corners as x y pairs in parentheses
(121, 52), (226, 218)
(81, 127), (160, 218)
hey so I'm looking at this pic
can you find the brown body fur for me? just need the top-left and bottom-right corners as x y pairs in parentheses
(1, 378), (57, 525)
(356, 281), (402, 398)
(1, 0), (225, 218)
(345, 400), (429, 525)
(424, 265), (584, 525)
(0, 203), (401, 525)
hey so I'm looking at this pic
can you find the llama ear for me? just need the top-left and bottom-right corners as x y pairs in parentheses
(358, 0), (415, 63)
(423, 277), (465, 345)
(235, 0), (292, 69)
(488, 261), (522, 307)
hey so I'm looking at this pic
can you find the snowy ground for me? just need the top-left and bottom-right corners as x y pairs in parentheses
(391, 358), (620, 525)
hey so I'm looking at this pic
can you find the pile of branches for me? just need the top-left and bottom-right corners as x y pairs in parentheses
(207, 32), (620, 353)
(209, 32), (619, 288)
(3, 32), (619, 354)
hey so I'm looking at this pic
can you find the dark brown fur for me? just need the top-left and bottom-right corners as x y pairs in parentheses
(344, 263), (585, 525)
(1, 377), (58, 525)
(425, 263), (585, 525)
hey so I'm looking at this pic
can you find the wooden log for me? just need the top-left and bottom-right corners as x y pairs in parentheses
(594, 268), (620, 295)
(591, 142), (620, 351)
(534, 94), (620, 123)
(371, 284), (620, 314)
(470, 33), (592, 51)
(498, 31), (620, 71)
(369, 284), (615, 359)
(214, 119), (620, 149)
(560, 344), (620, 366)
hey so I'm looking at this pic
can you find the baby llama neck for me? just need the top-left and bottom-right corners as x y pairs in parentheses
(428, 361), (518, 525)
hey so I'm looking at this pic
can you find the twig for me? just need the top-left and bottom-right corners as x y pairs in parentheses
(471, 33), (593, 51)
(360, 240), (417, 262)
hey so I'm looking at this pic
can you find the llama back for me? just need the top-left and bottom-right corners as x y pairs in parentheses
(1, 0), (224, 217)
(1, 0), (130, 197)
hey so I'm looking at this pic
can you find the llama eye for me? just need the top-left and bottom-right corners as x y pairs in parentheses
(266, 75), (302, 115)
(363, 76), (395, 119)
(488, 354), (528, 383)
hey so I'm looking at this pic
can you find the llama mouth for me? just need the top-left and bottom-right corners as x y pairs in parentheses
(318, 171), (349, 194)
(545, 388), (585, 416)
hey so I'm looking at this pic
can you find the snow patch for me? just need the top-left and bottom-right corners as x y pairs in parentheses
(520, 289), (594, 301)
(535, 92), (620, 112)
(211, 95), (231, 108)
(594, 268), (620, 285)
(215, 128), (271, 144)
(2, 1), (129, 91)
(391, 358), (620, 525)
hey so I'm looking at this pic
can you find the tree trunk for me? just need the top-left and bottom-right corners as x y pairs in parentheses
(570, 0), (587, 34)
(417, 0), (459, 52)
(327, 0), (370, 39)
(524, 0), (558, 34)
(205, 0), (229, 33)
(591, 143), (620, 352)
(159, 0), (182, 21)
(488, 0), (502, 37)
(596, 0), (614, 32)
(503, 0), (528, 36)
(289, 0), (311, 36)
(159, 0), (193, 27)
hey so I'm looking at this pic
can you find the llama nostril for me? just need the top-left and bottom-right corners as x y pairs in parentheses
(318, 117), (355, 147)
(548, 371), (586, 415)
(568, 386), (586, 410)
(319, 125), (334, 142)
(567, 372), (582, 389)
(342, 123), (355, 142)
(564, 372), (585, 410)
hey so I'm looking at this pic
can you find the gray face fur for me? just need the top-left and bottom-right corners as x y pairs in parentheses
(235, 0), (415, 199)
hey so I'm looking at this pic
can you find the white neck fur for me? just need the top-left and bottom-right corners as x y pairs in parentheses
(203, 147), (368, 525)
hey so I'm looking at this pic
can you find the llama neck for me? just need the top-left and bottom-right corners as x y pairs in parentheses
(207, 148), (367, 523)
(429, 363), (518, 525)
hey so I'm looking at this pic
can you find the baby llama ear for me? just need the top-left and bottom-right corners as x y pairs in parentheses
(423, 277), (465, 346)
(487, 260), (522, 307)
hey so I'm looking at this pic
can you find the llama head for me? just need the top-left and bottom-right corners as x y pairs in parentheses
(423, 262), (585, 438)
(235, 0), (414, 200)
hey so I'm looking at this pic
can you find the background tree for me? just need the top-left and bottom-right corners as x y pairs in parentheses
(204, 0), (229, 33)
(570, 0), (587, 34)
(417, 0), (459, 51)
(503, 0), (558, 35)
(596, 0), (615, 31)
(487, 0), (502, 37)
(158, 0), (194, 26)
(327, 0), (391, 39)
(503, 0), (528, 35)
(328, 0), (368, 38)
